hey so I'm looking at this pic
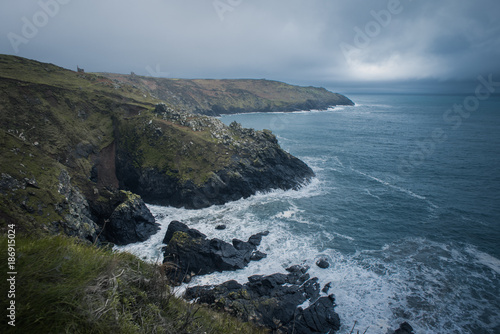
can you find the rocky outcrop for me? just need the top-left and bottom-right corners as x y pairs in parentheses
(55, 169), (98, 242)
(101, 191), (159, 245)
(116, 105), (315, 209)
(185, 265), (340, 333)
(162, 221), (268, 283)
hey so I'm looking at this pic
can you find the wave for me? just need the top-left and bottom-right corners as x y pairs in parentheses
(466, 245), (500, 275)
(115, 196), (500, 334)
(351, 168), (440, 209)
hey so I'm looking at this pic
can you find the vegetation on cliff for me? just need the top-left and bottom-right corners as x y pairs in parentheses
(0, 235), (265, 333)
(101, 73), (354, 115)
(0, 54), (315, 239)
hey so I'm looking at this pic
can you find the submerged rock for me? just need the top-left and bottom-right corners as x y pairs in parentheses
(392, 322), (415, 334)
(316, 257), (330, 269)
(162, 221), (268, 283)
(185, 265), (340, 333)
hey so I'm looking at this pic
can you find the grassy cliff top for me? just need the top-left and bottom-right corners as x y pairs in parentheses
(0, 235), (266, 333)
(100, 73), (354, 115)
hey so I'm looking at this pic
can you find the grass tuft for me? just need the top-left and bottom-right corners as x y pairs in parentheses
(0, 236), (267, 333)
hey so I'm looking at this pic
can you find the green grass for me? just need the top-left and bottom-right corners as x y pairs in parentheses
(0, 236), (267, 333)
(117, 114), (231, 185)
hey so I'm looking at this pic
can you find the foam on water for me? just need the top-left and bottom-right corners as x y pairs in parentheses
(115, 181), (500, 333)
(466, 246), (500, 275)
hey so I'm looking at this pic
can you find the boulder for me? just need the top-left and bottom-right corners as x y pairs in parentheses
(316, 257), (330, 269)
(163, 221), (267, 283)
(185, 265), (340, 333)
(103, 191), (159, 245)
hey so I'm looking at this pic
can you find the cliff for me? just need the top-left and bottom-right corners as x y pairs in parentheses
(0, 54), (313, 242)
(100, 73), (354, 115)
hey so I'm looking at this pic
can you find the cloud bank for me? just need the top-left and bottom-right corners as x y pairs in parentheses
(1, 0), (499, 93)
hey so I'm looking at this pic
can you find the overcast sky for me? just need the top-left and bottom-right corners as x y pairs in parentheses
(1, 0), (500, 94)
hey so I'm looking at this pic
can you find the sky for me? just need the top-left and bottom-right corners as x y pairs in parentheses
(1, 0), (500, 94)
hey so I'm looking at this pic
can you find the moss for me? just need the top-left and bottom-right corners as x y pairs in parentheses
(169, 231), (203, 249)
(240, 289), (251, 300)
(117, 115), (232, 186)
(115, 190), (141, 211)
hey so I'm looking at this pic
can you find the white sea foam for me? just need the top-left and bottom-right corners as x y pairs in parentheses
(113, 165), (497, 334)
(115, 190), (500, 334)
(466, 246), (500, 275)
(351, 169), (441, 211)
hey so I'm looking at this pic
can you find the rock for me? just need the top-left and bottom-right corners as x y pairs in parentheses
(163, 221), (268, 283)
(163, 220), (206, 244)
(55, 169), (99, 242)
(185, 265), (340, 333)
(392, 322), (415, 334)
(294, 295), (341, 334)
(215, 224), (226, 230)
(102, 191), (159, 245)
(316, 257), (330, 269)
(322, 282), (332, 294)
(247, 230), (269, 247)
(250, 250), (267, 261)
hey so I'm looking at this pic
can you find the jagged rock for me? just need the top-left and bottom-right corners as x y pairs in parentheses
(162, 221), (267, 283)
(322, 282), (332, 294)
(316, 257), (330, 269)
(102, 191), (159, 245)
(55, 170), (98, 242)
(294, 295), (341, 334)
(250, 250), (267, 261)
(185, 265), (340, 333)
(215, 224), (226, 230)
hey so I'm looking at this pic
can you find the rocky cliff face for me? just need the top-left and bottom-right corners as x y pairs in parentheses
(0, 55), (317, 241)
(115, 104), (314, 209)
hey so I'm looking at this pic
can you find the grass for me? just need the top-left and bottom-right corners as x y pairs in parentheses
(117, 114), (232, 185)
(0, 235), (267, 333)
(101, 73), (353, 115)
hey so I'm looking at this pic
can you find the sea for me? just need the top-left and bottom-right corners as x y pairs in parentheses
(116, 94), (500, 333)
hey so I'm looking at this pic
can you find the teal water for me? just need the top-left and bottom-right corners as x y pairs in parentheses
(118, 94), (500, 333)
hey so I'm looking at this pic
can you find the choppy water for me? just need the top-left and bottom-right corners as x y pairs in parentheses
(117, 94), (500, 333)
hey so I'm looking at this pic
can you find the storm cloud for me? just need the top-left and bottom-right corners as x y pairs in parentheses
(1, 0), (499, 93)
